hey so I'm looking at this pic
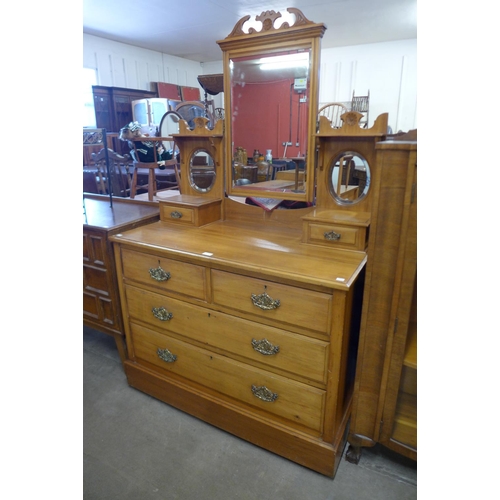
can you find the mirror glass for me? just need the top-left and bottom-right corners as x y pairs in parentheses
(229, 48), (311, 197)
(328, 151), (371, 205)
(189, 149), (216, 192)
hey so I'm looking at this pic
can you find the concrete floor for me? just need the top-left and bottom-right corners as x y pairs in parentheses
(83, 326), (417, 499)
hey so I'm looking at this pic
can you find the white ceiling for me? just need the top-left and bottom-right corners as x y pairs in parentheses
(83, 0), (417, 63)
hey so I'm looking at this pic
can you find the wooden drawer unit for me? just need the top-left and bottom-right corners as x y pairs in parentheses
(159, 195), (221, 227)
(130, 322), (325, 433)
(302, 210), (370, 251)
(112, 216), (366, 477)
(211, 269), (332, 336)
(125, 284), (329, 385)
(121, 248), (208, 301)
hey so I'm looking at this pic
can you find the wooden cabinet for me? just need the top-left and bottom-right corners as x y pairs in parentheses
(83, 195), (160, 362)
(346, 139), (417, 462)
(92, 85), (158, 155)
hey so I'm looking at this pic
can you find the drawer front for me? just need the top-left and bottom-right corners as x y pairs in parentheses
(160, 204), (194, 224)
(125, 285), (329, 384)
(211, 270), (331, 335)
(130, 322), (325, 432)
(121, 248), (207, 300)
(307, 223), (365, 250)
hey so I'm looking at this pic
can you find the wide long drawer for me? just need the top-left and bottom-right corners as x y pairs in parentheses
(120, 248), (207, 301)
(130, 321), (325, 433)
(125, 284), (329, 385)
(211, 270), (332, 335)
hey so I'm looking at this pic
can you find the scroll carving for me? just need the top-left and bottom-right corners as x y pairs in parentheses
(225, 8), (314, 39)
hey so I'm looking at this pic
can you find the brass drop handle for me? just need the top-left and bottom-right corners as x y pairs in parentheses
(157, 347), (177, 363)
(251, 289), (281, 310)
(149, 265), (171, 282)
(324, 230), (341, 241)
(152, 306), (173, 321)
(170, 211), (183, 219)
(251, 338), (279, 355)
(251, 385), (278, 402)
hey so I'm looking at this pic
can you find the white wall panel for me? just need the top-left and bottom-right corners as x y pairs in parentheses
(83, 34), (416, 131)
(319, 39), (417, 132)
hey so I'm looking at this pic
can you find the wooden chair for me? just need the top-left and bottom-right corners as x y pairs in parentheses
(130, 158), (179, 200)
(91, 148), (132, 197)
(129, 136), (181, 200)
(318, 102), (349, 128)
(351, 90), (370, 128)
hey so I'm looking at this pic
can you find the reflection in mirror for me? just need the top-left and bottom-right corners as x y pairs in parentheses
(229, 49), (310, 194)
(328, 151), (371, 205)
(189, 149), (216, 193)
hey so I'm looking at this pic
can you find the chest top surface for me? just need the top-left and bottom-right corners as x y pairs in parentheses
(111, 219), (366, 291)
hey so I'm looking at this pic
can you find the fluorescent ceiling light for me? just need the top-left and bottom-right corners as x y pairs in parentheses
(259, 52), (309, 71)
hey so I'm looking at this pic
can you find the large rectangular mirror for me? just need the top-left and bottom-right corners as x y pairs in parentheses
(217, 8), (326, 202)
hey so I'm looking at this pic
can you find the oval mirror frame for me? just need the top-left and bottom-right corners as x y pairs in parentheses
(217, 9), (326, 203)
(328, 151), (371, 206)
(189, 148), (216, 193)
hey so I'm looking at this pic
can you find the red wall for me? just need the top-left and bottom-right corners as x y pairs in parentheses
(232, 78), (309, 161)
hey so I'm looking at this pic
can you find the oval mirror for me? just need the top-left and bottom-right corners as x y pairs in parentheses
(189, 149), (216, 192)
(328, 151), (371, 205)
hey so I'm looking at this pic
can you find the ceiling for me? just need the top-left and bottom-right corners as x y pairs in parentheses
(83, 0), (417, 63)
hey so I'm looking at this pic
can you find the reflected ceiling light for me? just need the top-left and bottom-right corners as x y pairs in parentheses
(259, 53), (309, 71)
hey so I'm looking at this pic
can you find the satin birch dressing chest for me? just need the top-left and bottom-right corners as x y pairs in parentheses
(109, 7), (415, 477)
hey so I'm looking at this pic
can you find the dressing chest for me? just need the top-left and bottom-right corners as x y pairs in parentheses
(108, 7), (415, 477)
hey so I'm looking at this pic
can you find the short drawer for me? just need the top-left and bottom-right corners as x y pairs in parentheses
(159, 196), (221, 227)
(305, 223), (367, 250)
(130, 322), (325, 433)
(121, 248), (207, 300)
(211, 270), (332, 335)
(160, 204), (195, 224)
(125, 284), (329, 384)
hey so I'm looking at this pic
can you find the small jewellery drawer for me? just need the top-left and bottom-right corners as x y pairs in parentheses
(159, 196), (221, 227)
(160, 204), (195, 224)
(305, 223), (367, 250)
(211, 270), (332, 335)
(121, 248), (207, 300)
(130, 322), (326, 432)
(125, 285), (329, 384)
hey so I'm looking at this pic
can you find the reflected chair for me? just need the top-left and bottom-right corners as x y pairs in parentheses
(318, 102), (349, 128)
(351, 90), (370, 128)
(214, 107), (225, 121)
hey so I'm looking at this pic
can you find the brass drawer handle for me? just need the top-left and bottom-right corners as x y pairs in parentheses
(324, 230), (341, 241)
(157, 347), (177, 363)
(152, 306), (173, 321)
(149, 265), (171, 281)
(251, 385), (278, 402)
(251, 291), (281, 310)
(251, 338), (280, 355)
(170, 211), (183, 219)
